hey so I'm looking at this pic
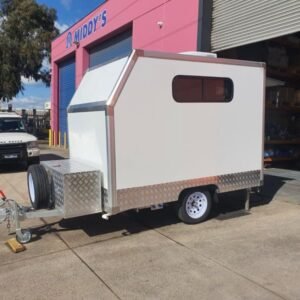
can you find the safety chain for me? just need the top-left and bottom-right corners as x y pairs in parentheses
(6, 209), (11, 231)
(0, 190), (12, 233)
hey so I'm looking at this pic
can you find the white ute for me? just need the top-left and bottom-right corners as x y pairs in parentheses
(0, 112), (40, 167)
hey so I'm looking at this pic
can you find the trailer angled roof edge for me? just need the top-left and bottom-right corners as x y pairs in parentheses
(139, 49), (266, 69)
(68, 101), (107, 114)
(107, 50), (139, 107)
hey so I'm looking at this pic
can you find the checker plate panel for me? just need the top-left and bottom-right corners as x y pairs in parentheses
(116, 170), (261, 212)
(42, 160), (102, 218)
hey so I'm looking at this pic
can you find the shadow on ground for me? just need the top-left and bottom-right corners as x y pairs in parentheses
(26, 174), (293, 243)
(217, 174), (292, 212)
(0, 163), (27, 173)
(40, 153), (66, 161)
(29, 211), (152, 243)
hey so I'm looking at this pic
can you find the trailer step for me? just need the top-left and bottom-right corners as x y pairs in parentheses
(6, 238), (26, 253)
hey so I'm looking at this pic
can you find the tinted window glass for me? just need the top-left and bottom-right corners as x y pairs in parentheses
(172, 75), (233, 103)
(0, 118), (26, 133)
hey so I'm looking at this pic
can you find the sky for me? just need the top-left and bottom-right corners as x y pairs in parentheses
(2, 0), (106, 110)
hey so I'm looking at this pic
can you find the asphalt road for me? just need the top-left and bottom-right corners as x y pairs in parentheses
(0, 147), (300, 300)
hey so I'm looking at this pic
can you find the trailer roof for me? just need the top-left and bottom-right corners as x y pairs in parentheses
(138, 50), (266, 69)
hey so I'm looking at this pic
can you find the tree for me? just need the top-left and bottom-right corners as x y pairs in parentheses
(0, 0), (59, 101)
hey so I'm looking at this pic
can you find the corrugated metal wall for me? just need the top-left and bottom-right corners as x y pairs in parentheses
(89, 30), (132, 68)
(211, 0), (300, 52)
(58, 57), (75, 144)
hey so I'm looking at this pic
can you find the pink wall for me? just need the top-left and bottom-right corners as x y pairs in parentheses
(51, 0), (200, 134)
(133, 0), (199, 52)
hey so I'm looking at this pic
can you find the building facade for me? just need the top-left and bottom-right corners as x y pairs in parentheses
(51, 0), (210, 142)
(51, 0), (300, 168)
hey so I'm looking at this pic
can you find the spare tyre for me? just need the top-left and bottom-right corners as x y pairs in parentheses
(27, 164), (50, 209)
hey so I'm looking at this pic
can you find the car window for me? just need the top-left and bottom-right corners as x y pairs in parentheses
(0, 118), (26, 133)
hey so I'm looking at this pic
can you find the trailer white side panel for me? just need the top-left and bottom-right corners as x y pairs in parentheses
(67, 57), (129, 191)
(71, 57), (128, 105)
(114, 57), (264, 190)
(68, 111), (108, 189)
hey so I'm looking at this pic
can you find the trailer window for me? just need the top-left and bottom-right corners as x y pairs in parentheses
(172, 76), (233, 103)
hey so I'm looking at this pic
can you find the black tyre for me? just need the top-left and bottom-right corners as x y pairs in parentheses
(177, 189), (212, 224)
(27, 164), (50, 209)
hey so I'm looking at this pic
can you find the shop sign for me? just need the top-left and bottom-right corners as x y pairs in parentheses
(66, 10), (107, 48)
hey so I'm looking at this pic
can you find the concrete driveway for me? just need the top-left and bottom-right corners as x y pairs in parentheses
(0, 147), (300, 299)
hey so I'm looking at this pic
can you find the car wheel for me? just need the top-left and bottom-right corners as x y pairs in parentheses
(177, 189), (212, 224)
(27, 164), (50, 209)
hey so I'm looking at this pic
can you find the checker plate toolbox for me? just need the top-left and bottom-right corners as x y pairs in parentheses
(42, 160), (102, 218)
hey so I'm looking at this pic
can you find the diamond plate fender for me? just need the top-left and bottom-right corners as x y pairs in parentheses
(116, 170), (261, 212)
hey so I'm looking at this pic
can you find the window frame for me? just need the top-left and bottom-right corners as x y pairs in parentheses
(172, 75), (234, 103)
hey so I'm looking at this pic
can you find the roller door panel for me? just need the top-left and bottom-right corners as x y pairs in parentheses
(212, 0), (300, 51)
(58, 57), (75, 143)
(89, 30), (132, 68)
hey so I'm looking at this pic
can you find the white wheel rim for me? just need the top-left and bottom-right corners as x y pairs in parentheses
(185, 191), (208, 219)
(28, 174), (35, 204)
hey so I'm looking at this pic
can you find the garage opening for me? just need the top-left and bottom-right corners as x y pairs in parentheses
(217, 32), (300, 170)
(58, 56), (76, 146)
(89, 29), (132, 68)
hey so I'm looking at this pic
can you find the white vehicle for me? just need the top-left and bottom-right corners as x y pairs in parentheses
(0, 50), (265, 243)
(0, 112), (40, 166)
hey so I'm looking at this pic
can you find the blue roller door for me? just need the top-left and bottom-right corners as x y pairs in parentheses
(89, 29), (132, 68)
(58, 57), (75, 144)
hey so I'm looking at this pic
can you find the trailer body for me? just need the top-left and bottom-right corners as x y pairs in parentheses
(40, 50), (265, 219)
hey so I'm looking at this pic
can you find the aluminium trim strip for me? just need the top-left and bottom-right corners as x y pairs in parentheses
(105, 112), (117, 213)
(68, 101), (107, 113)
(105, 50), (140, 213)
(107, 50), (139, 106)
(261, 67), (266, 182)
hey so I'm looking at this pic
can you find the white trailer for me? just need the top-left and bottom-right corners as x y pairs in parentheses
(0, 50), (265, 243)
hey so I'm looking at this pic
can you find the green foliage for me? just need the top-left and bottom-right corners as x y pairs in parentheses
(0, 0), (59, 101)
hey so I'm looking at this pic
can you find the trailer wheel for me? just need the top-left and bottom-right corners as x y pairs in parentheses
(27, 165), (50, 209)
(16, 229), (32, 244)
(177, 189), (212, 224)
